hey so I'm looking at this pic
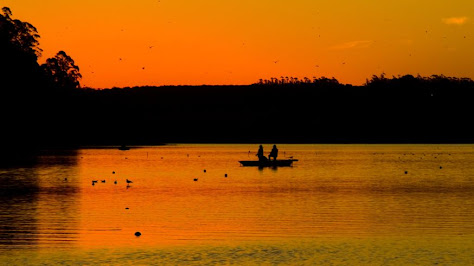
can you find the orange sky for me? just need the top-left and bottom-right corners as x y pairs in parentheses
(3, 0), (474, 88)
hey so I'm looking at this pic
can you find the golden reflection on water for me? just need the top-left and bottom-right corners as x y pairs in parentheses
(1, 144), (473, 263)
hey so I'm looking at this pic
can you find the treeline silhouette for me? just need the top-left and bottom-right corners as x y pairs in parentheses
(257, 76), (340, 86)
(2, 6), (474, 159)
(1, 7), (81, 162)
(71, 73), (472, 145)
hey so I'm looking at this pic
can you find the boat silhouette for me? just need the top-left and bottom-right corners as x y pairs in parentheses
(118, 145), (130, 150)
(239, 159), (298, 167)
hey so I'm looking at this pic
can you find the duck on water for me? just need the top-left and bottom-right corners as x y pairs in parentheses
(239, 145), (298, 167)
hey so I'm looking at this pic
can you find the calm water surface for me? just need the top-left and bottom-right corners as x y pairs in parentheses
(1, 144), (473, 264)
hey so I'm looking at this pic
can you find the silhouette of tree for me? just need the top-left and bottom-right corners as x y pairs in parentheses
(0, 7), (43, 89)
(42, 51), (82, 89)
(0, 7), (41, 58)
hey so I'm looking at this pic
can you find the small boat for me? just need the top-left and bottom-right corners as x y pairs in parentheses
(239, 159), (298, 167)
(118, 145), (130, 150)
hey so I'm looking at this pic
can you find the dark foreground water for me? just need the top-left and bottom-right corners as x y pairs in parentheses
(1, 144), (473, 265)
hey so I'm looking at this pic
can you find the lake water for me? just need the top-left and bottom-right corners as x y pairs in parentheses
(1, 144), (473, 265)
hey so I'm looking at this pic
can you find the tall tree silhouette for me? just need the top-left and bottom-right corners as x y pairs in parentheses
(0, 7), (42, 90)
(0, 7), (41, 58)
(42, 51), (82, 89)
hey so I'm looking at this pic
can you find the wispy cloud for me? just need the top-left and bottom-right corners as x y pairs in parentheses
(330, 40), (373, 50)
(442, 17), (468, 25)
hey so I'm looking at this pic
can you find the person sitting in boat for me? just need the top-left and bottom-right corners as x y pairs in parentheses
(256, 145), (268, 161)
(269, 144), (278, 161)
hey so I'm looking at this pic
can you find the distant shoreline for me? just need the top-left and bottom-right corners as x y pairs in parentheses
(42, 142), (474, 150)
(3, 75), (474, 148)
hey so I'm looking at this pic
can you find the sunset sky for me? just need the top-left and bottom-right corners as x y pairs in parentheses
(4, 0), (473, 88)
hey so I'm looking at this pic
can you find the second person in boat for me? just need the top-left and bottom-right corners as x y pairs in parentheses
(269, 145), (278, 161)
